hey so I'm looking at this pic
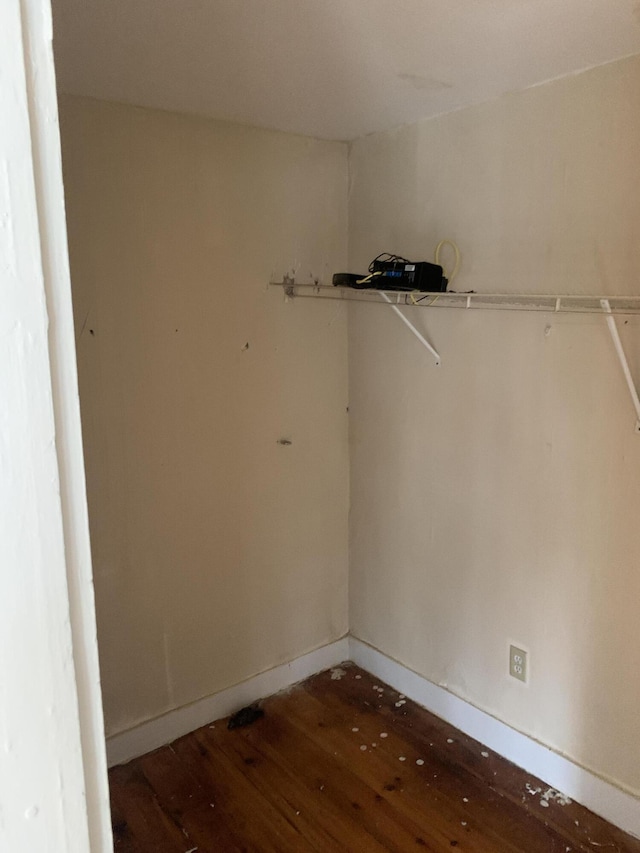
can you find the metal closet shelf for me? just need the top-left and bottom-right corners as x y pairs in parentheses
(270, 280), (640, 316)
(270, 279), (640, 433)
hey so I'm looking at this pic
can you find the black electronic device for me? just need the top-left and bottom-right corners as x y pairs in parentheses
(370, 258), (447, 291)
(332, 273), (365, 288)
(332, 253), (448, 292)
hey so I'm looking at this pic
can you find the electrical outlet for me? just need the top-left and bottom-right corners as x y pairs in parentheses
(509, 645), (527, 682)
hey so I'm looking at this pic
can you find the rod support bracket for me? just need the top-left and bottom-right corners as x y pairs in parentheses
(601, 299), (640, 434)
(380, 291), (441, 365)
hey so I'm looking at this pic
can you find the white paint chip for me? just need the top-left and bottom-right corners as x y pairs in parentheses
(360, 745), (367, 751)
(380, 732), (388, 738)
(463, 797), (469, 803)
(330, 667), (346, 680)
(544, 788), (572, 806)
(481, 751), (489, 758)
(461, 821), (467, 827)
(526, 783), (572, 807)
(416, 759), (425, 766)
(355, 675), (362, 679)
(447, 738), (454, 744)
(352, 727), (359, 732)
(185, 848), (198, 853)
(399, 756), (406, 761)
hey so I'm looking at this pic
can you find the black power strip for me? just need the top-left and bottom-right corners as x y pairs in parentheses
(332, 260), (448, 292)
(370, 259), (447, 291)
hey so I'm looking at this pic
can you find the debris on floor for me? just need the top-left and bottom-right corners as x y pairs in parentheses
(227, 704), (264, 730)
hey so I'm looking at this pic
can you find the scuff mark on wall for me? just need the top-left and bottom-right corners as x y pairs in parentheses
(397, 73), (453, 92)
(78, 308), (90, 340)
(162, 631), (174, 706)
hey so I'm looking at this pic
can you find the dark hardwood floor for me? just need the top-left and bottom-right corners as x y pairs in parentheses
(109, 664), (640, 852)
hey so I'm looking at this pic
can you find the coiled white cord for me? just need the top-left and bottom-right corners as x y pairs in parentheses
(434, 239), (461, 285)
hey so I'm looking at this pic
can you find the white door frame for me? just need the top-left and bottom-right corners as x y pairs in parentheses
(1, 0), (111, 849)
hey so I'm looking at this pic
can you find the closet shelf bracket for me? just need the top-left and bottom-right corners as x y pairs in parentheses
(273, 282), (640, 424)
(600, 300), (640, 434)
(279, 277), (440, 365)
(380, 291), (440, 365)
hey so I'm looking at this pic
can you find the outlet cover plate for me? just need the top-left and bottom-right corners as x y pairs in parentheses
(509, 645), (527, 682)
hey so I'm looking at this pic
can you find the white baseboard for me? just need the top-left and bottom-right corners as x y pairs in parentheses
(106, 632), (640, 839)
(349, 636), (640, 840)
(106, 637), (350, 767)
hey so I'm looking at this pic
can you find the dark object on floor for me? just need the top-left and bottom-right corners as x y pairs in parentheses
(227, 704), (264, 730)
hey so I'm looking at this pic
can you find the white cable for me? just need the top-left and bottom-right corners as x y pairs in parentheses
(435, 239), (461, 285)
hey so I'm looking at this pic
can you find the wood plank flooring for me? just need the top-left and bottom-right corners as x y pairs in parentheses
(109, 664), (640, 852)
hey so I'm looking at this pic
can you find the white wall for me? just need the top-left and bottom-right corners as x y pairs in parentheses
(348, 55), (640, 796)
(1, 2), (110, 850)
(57, 53), (640, 807)
(59, 96), (349, 738)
